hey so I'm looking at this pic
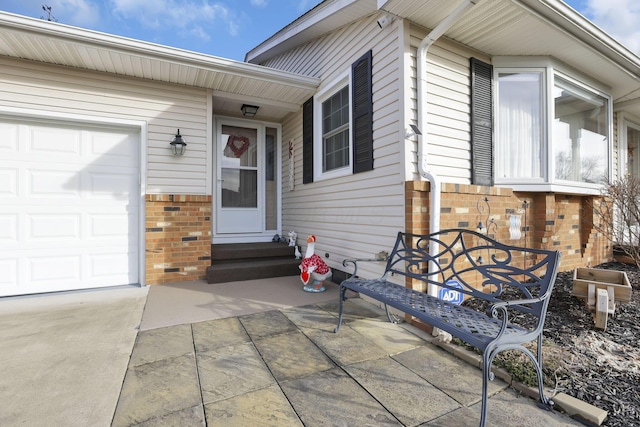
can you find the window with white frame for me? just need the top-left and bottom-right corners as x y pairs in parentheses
(552, 76), (609, 184)
(488, 58), (612, 191)
(302, 50), (373, 184)
(496, 70), (545, 180)
(321, 85), (350, 173)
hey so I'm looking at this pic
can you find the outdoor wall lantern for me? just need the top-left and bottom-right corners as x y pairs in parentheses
(241, 104), (259, 117)
(170, 129), (187, 156)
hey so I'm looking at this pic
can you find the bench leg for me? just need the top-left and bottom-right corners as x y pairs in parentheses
(535, 334), (554, 411)
(333, 285), (347, 333)
(480, 337), (554, 426)
(384, 304), (403, 324)
(480, 350), (494, 427)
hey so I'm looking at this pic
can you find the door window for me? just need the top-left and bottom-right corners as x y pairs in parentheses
(221, 125), (257, 208)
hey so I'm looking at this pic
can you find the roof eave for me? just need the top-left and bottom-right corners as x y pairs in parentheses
(245, 0), (378, 64)
(0, 11), (320, 91)
(520, 0), (640, 83)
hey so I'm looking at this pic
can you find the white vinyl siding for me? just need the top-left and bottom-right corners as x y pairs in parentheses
(274, 15), (404, 280)
(407, 25), (491, 184)
(0, 57), (209, 195)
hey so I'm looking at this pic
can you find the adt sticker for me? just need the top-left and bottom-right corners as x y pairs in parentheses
(438, 280), (464, 305)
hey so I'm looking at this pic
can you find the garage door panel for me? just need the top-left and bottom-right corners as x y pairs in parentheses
(0, 259), (18, 288)
(30, 126), (81, 157)
(0, 168), (18, 196)
(0, 118), (140, 296)
(0, 214), (18, 242)
(28, 254), (82, 283)
(29, 214), (81, 240)
(89, 132), (137, 162)
(90, 251), (136, 279)
(0, 122), (18, 151)
(90, 213), (134, 238)
(89, 171), (138, 197)
(28, 168), (81, 197)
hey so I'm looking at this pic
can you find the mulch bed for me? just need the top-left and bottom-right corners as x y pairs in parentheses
(427, 257), (640, 425)
(466, 262), (640, 426)
(539, 262), (640, 427)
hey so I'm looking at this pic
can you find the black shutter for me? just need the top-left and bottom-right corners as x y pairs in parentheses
(351, 50), (373, 174)
(470, 57), (493, 186)
(302, 97), (314, 184)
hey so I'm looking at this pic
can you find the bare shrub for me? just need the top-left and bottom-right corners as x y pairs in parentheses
(590, 175), (640, 269)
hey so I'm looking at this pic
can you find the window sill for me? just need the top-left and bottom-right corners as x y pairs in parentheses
(314, 167), (351, 182)
(496, 182), (602, 196)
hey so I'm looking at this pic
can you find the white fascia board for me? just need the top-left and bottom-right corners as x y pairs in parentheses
(245, 0), (361, 64)
(0, 11), (319, 90)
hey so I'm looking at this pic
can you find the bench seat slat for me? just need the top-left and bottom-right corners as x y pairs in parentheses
(342, 277), (528, 351)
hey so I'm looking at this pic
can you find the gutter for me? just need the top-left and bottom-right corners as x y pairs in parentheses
(0, 11), (320, 90)
(415, 0), (482, 297)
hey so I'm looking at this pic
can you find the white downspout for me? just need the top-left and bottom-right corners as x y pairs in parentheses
(416, 0), (481, 297)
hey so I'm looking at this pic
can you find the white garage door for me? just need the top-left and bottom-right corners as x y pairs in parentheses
(0, 118), (140, 297)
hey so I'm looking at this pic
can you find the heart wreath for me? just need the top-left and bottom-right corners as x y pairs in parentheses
(226, 135), (250, 158)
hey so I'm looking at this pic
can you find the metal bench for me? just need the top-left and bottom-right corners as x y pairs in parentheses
(334, 228), (561, 427)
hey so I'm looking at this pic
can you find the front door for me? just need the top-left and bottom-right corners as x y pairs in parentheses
(215, 119), (279, 241)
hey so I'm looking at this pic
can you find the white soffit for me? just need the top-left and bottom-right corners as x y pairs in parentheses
(378, 0), (640, 104)
(0, 11), (319, 106)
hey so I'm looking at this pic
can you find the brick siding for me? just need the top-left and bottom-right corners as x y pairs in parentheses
(405, 181), (612, 274)
(145, 194), (211, 284)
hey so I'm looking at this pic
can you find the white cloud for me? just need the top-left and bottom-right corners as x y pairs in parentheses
(18, 0), (101, 27)
(584, 0), (640, 54)
(189, 26), (211, 42)
(63, 0), (101, 27)
(108, 0), (238, 40)
(250, 0), (268, 7)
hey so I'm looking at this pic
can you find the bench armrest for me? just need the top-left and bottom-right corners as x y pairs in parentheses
(342, 259), (359, 276)
(342, 256), (388, 277)
(492, 296), (544, 309)
(490, 283), (554, 312)
(488, 293), (552, 331)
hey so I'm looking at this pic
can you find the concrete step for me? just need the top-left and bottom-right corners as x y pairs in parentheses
(206, 257), (301, 284)
(211, 242), (296, 261)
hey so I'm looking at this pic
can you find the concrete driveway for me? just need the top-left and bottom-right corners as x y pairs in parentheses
(0, 286), (147, 427)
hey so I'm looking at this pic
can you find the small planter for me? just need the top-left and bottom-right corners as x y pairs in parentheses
(572, 268), (632, 302)
(572, 267), (632, 330)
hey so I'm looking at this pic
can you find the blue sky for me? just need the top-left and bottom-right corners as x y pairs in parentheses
(0, 0), (638, 61)
(0, 0), (320, 61)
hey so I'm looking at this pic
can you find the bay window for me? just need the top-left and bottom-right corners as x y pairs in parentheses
(489, 58), (612, 191)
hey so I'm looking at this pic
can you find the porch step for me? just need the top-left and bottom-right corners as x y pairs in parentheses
(207, 242), (301, 284)
(211, 242), (296, 261)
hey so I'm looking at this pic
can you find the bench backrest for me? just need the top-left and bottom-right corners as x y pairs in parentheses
(384, 229), (561, 320)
